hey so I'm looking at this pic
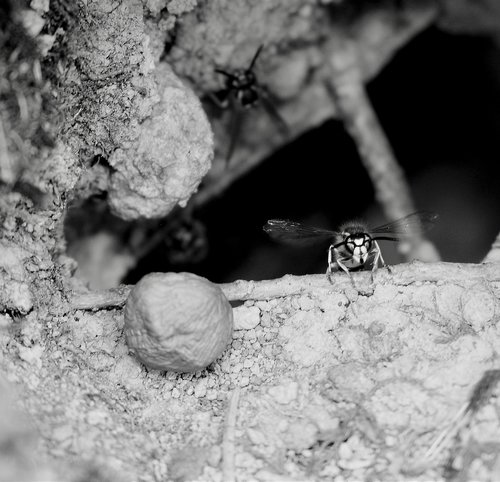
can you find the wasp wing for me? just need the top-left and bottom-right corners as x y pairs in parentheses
(264, 219), (336, 246)
(215, 68), (237, 81)
(369, 211), (439, 240)
(258, 87), (289, 136)
(208, 89), (231, 110)
(225, 106), (244, 164)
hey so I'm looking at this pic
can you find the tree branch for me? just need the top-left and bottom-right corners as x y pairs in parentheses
(326, 36), (440, 263)
(69, 261), (500, 311)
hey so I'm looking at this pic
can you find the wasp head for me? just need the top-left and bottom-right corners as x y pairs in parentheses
(344, 232), (372, 263)
(228, 69), (259, 108)
(227, 69), (256, 89)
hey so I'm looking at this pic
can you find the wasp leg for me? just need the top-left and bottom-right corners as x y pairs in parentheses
(208, 91), (230, 109)
(373, 240), (392, 274)
(369, 244), (380, 283)
(326, 244), (335, 284)
(332, 246), (352, 277)
(336, 257), (357, 289)
(336, 258), (351, 275)
(370, 243), (382, 283)
(372, 245), (380, 271)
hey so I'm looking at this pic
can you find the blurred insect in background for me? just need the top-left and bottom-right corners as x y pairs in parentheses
(212, 45), (289, 163)
(162, 216), (208, 265)
(263, 212), (438, 282)
(131, 213), (208, 268)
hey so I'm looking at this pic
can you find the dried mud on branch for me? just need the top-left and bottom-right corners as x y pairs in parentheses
(2, 261), (500, 481)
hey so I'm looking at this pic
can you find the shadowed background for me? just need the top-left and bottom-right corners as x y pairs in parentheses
(126, 26), (500, 283)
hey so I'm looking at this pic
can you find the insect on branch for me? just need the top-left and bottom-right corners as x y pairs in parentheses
(69, 262), (500, 311)
(263, 212), (439, 284)
(211, 45), (289, 164)
(325, 37), (440, 263)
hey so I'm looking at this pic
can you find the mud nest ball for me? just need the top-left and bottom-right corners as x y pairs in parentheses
(124, 272), (233, 372)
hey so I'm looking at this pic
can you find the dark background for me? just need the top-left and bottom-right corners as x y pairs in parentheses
(128, 26), (500, 284)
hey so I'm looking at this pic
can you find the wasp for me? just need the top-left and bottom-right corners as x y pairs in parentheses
(213, 45), (288, 162)
(263, 212), (438, 282)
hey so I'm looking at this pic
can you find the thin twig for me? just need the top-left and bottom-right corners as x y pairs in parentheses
(409, 369), (500, 473)
(69, 261), (500, 311)
(194, 5), (437, 210)
(71, 284), (132, 310)
(423, 402), (469, 462)
(0, 115), (17, 185)
(483, 231), (500, 263)
(222, 388), (241, 482)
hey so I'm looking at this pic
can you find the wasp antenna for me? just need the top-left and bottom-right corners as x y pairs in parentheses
(248, 45), (264, 71)
(372, 236), (400, 242)
(215, 68), (237, 80)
